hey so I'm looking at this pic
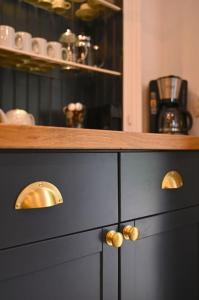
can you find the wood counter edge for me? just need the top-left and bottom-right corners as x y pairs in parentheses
(0, 125), (199, 150)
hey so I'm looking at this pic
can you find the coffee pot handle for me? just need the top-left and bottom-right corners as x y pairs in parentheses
(183, 110), (193, 132)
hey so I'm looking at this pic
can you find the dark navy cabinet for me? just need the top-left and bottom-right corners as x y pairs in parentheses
(120, 206), (199, 300)
(0, 151), (199, 299)
(0, 226), (118, 300)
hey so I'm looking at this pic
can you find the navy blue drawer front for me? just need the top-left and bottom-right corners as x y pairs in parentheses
(0, 152), (118, 249)
(120, 151), (199, 221)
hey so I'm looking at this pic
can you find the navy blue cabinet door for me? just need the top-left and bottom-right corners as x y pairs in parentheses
(120, 206), (199, 300)
(0, 226), (118, 300)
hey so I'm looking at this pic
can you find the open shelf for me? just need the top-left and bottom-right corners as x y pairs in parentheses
(21, 0), (121, 20)
(0, 46), (121, 76)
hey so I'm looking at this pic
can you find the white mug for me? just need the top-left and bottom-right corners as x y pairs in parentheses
(15, 32), (32, 52)
(52, 0), (71, 14)
(31, 37), (47, 56)
(47, 41), (65, 60)
(0, 25), (15, 48)
(75, 3), (99, 21)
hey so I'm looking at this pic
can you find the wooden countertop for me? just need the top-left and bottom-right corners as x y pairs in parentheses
(0, 125), (199, 150)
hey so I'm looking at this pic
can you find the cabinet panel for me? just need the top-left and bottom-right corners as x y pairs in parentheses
(0, 226), (118, 300)
(2, 253), (101, 300)
(121, 151), (199, 220)
(120, 206), (199, 300)
(0, 152), (118, 249)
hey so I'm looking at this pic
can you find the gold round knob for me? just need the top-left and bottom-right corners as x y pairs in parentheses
(123, 225), (139, 241)
(105, 230), (123, 248)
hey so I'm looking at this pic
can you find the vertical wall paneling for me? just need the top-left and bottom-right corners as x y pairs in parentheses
(1, 69), (14, 111)
(28, 74), (39, 123)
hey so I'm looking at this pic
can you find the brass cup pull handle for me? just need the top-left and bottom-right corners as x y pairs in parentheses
(161, 170), (183, 189)
(105, 230), (123, 248)
(123, 225), (139, 241)
(15, 181), (63, 210)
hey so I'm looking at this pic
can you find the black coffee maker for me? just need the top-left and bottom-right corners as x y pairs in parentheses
(149, 75), (193, 134)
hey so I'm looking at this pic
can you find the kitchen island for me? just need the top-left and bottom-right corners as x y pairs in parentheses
(0, 125), (198, 300)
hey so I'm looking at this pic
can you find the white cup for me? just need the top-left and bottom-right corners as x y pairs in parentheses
(15, 32), (32, 52)
(31, 37), (47, 56)
(0, 25), (15, 48)
(47, 41), (66, 60)
(52, 0), (71, 14)
(75, 3), (99, 21)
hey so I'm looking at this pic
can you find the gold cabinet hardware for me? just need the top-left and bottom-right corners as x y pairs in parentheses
(105, 230), (123, 248)
(123, 225), (139, 241)
(15, 181), (63, 210)
(161, 170), (183, 189)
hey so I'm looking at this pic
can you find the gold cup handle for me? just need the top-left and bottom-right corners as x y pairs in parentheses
(15, 181), (63, 210)
(161, 170), (183, 189)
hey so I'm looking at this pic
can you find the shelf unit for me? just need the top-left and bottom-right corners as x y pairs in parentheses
(0, 46), (121, 76)
(0, 0), (123, 130)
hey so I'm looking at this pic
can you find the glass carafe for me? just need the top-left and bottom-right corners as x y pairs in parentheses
(158, 104), (193, 134)
(59, 29), (77, 62)
(76, 34), (92, 65)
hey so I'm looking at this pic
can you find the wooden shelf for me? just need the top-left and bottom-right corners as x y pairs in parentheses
(0, 125), (198, 150)
(21, 0), (121, 19)
(0, 46), (121, 76)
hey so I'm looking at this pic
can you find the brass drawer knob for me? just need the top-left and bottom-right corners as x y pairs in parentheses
(106, 230), (123, 248)
(123, 225), (139, 241)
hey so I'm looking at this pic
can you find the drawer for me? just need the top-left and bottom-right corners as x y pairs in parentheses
(0, 152), (118, 249)
(120, 151), (199, 221)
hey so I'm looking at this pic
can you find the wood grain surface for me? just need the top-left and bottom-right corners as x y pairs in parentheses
(0, 125), (199, 150)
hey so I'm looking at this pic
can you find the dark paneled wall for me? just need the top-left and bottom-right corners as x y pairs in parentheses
(0, 0), (122, 128)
